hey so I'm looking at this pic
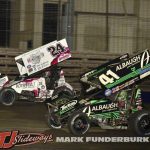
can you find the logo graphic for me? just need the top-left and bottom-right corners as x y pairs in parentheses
(0, 131), (18, 149)
(141, 50), (150, 68)
(105, 89), (112, 96)
(27, 52), (44, 64)
(0, 131), (53, 149)
(116, 55), (141, 71)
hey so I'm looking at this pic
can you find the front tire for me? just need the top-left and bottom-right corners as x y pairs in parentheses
(47, 86), (74, 129)
(0, 88), (18, 106)
(47, 95), (71, 129)
(47, 109), (62, 129)
(68, 111), (90, 135)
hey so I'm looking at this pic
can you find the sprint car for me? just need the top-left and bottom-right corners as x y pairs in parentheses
(47, 49), (150, 136)
(0, 39), (74, 106)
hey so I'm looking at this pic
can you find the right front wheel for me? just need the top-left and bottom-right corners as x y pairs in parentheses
(68, 111), (90, 135)
(129, 110), (150, 136)
(47, 110), (62, 129)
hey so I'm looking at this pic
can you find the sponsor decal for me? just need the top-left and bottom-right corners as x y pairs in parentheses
(0, 131), (53, 149)
(91, 103), (118, 112)
(27, 52), (44, 64)
(15, 82), (35, 88)
(120, 54), (129, 60)
(83, 106), (91, 116)
(112, 78), (138, 93)
(60, 100), (77, 114)
(27, 65), (31, 68)
(58, 52), (71, 62)
(36, 61), (49, 71)
(140, 49), (150, 68)
(51, 48), (71, 65)
(105, 89), (112, 96)
(116, 55), (141, 71)
(139, 67), (150, 79)
(83, 70), (97, 78)
(140, 71), (150, 79)
(140, 67), (150, 74)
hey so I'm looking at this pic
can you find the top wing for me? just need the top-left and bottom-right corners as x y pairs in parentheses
(80, 53), (129, 89)
(81, 49), (150, 95)
(15, 39), (71, 76)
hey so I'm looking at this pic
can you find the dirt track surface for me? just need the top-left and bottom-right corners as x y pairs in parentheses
(0, 102), (150, 150)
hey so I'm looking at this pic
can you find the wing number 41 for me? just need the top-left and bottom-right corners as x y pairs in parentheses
(99, 70), (120, 85)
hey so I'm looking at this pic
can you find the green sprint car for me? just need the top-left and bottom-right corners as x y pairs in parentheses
(47, 49), (150, 136)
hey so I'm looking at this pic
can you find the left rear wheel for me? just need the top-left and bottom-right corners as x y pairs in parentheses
(0, 88), (18, 106)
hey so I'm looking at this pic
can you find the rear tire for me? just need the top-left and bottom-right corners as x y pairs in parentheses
(128, 110), (150, 136)
(0, 88), (18, 106)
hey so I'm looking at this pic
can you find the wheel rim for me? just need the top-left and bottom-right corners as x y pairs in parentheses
(2, 91), (15, 104)
(73, 116), (89, 134)
(138, 114), (150, 134)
